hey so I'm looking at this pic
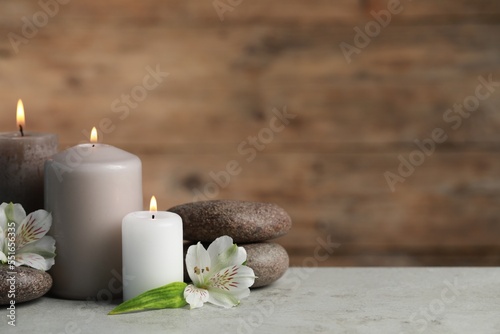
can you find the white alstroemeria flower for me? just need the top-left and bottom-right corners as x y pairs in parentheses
(0, 202), (56, 271)
(184, 236), (256, 309)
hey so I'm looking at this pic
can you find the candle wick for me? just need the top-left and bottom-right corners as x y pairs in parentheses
(19, 125), (24, 137)
(152, 214), (155, 219)
(92, 144), (95, 147)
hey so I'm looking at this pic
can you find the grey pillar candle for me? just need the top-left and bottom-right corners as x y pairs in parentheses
(45, 128), (142, 300)
(0, 100), (58, 213)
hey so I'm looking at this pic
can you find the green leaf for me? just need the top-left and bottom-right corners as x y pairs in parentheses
(108, 282), (187, 315)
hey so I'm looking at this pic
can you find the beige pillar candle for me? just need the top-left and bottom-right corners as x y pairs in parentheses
(0, 99), (58, 213)
(44, 127), (142, 300)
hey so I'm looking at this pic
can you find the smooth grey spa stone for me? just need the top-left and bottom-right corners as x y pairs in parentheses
(242, 242), (289, 288)
(169, 200), (292, 243)
(0, 264), (52, 305)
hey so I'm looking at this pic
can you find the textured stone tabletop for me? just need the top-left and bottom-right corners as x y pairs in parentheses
(3, 268), (499, 334)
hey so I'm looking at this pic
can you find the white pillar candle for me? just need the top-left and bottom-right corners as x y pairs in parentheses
(0, 99), (58, 213)
(122, 196), (183, 301)
(44, 127), (142, 300)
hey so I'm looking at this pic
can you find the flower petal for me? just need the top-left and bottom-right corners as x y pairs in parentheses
(207, 236), (233, 263)
(207, 288), (240, 308)
(206, 264), (256, 308)
(0, 250), (7, 264)
(184, 284), (209, 309)
(5, 203), (26, 225)
(15, 252), (54, 271)
(185, 242), (212, 286)
(209, 264), (256, 292)
(18, 235), (56, 259)
(15, 210), (52, 249)
(207, 236), (247, 273)
(0, 226), (5, 257)
(0, 203), (8, 232)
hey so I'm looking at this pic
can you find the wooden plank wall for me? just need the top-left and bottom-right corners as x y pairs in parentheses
(1, 0), (500, 266)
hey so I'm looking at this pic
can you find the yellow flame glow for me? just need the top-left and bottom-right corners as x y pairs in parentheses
(150, 196), (158, 212)
(16, 99), (25, 129)
(90, 127), (98, 143)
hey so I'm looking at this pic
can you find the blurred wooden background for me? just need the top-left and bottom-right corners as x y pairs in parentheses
(1, 0), (500, 266)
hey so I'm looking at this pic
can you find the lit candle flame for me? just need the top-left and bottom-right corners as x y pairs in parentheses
(150, 196), (158, 212)
(90, 127), (98, 143)
(16, 99), (25, 136)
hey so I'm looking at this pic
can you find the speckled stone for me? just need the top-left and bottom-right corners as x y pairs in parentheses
(0, 265), (52, 305)
(243, 243), (289, 288)
(169, 200), (292, 243)
(183, 242), (289, 288)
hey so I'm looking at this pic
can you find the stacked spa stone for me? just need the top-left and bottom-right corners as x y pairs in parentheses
(169, 200), (291, 288)
(0, 265), (52, 305)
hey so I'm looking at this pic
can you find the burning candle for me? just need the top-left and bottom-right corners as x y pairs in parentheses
(0, 99), (58, 213)
(44, 127), (142, 300)
(122, 196), (183, 301)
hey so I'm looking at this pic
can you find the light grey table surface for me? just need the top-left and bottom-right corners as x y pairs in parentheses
(2, 268), (499, 334)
